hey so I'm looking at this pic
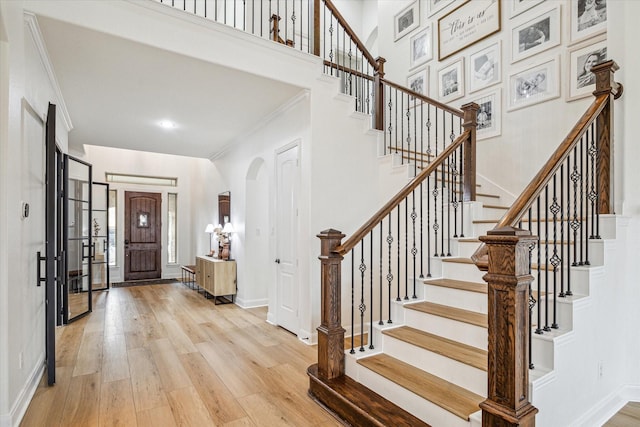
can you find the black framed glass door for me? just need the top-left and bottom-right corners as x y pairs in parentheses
(63, 155), (92, 323)
(92, 182), (110, 291)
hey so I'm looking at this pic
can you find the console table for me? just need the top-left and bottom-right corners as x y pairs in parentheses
(195, 256), (237, 304)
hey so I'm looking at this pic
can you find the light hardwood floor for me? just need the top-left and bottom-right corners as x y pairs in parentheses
(21, 282), (342, 427)
(604, 402), (640, 426)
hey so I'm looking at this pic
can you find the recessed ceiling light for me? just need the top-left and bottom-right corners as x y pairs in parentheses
(159, 120), (176, 129)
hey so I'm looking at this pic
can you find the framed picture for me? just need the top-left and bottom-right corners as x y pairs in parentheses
(427, 0), (459, 17)
(438, 58), (465, 102)
(569, 0), (606, 44)
(438, 0), (501, 61)
(407, 67), (429, 102)
(410, 26), (433, 69)
(511, 5), (561, 63)
(394, 1), (420, 41)
(469, 41), (501, 93)
(473, 88), (502, 139)
(508, 0), (546, 19)
(508, 56), (559, 111)
(567, 36), (607, 101)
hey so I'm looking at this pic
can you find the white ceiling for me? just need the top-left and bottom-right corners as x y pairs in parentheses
(36, 16), (304, 159)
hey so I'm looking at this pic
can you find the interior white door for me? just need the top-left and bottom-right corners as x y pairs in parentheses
(275, 144), (299, 334)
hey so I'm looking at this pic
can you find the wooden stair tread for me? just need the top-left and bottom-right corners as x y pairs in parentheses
(441, 257), (474, 265)
(358, 354), (483, 421)
(405, 301), (487, 328)
(482, 204), (509, 210)
(383, 326), (487, 371)
(424, 278), (487, 294)
(308, 364), (431, 427)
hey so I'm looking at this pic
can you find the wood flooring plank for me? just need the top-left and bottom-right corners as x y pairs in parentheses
(136, 405), (177, 427)
(196, 341), (265, 398)
(72, 330), (104, 377)
(223, 417), (256, 427)
(84, 308), (105, 333)
(101, 333), (130, 383)
(167, 386), (215, 426)
(161, 318), (198, 354)
(60, 372), (101, 426)
(99, 378), (137, 427)
(604, 402), (640, 426)
(237, 393), (299, 426)
(55, 321), (85, 367)
(179, 352), (247, 424)
(19, 366), (73, 427)
(128, 346), (169, 412)
(148, 338), (192, 392)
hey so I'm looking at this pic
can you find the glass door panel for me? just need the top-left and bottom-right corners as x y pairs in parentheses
(92, 182), (109, 291)
(64, 155), (92, 323)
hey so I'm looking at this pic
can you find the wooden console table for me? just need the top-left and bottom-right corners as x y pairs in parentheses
(195, 256), (237, 304)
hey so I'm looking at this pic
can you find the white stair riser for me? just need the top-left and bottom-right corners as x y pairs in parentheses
(382, 333), (487, 396)
(440, 260), (485, 283)
(529, 267), (593, 296)
(404, 308), (487, 350)
(452, 240), (482, 258)
(531, 333), (555, 372)
(355, 363), (473, 427)
(423, 284), (487, 314)
(472, 221), (499, 237)
(481, 207), (509, 220)
(532, 296), (576, 332)
(529, 239), (604, 267)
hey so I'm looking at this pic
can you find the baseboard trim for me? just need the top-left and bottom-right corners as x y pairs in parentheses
(234, 297), (268, 309)
(571, 384), (640, 427)
(5, 358), (44, 427)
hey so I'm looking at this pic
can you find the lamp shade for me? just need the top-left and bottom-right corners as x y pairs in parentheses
(205, 223), (215, 233)
(222, 222), (234, 233)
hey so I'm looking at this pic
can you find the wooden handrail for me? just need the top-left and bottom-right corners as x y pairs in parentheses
(470, 94), (609, 268)
(323, 60), (375, 81)
(335, 130), (471, 256)
(381, 78), (464, 118)
(322, 0), (379, 71)
(471, 60), (622, 269)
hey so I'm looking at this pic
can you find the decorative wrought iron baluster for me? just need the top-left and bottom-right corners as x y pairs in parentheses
(559, 164), (566, 298)
(379, 223), (384, 326)
(528, 240), (537, 369)
(566, 156), (573, 296)
(387, 213), (396, 310)
(459, 143), (465, 237)
(405, 100), (411, 168)
(550, 177), (560, 329)
(397, 205), (401, 301)
(395, 89), (399, 154)
(433, 180), (440, 258)
(535, 197), (543, 335)
(419, 105), (424, 279)
(580, 136), (586, 265)
(411, 190), (417, 298)
(544, 187), (550, 332)
(570, 146), (580, 270)
(589, 122), (597, 240)
(234, 0), (237, 28)
(350, 251), (355, 354)
(404, 198), (409, 300)
(359, 242), (366, 352)
(440, 112), (445, 256)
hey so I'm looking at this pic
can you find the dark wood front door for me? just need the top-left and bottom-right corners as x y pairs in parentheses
(125, 191), (161, 281)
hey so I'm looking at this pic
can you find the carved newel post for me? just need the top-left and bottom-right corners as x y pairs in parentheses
(479, 227), (538, 427)
(317, 229), (346, 380)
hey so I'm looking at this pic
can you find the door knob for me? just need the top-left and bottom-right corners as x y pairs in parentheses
(275, 258), (280, 264)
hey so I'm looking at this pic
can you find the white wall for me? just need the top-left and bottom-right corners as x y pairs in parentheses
(80, 145), (210, 283)
(0, 4), (70, 426)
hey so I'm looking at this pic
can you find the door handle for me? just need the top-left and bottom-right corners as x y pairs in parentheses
(36, 251), (46, 287)
(275, 258), (280, 264)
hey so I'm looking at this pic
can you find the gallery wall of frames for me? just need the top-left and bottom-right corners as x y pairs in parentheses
(390, 0), (607, 142)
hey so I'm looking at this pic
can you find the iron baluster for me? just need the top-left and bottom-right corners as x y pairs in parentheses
(579, 136), (585, 266)
(387, 213), (395, 315)
(535, 197), (543, 335)
(426, 176), (432, 277)
(350, 251), (355, 354)
(359, 242), (366, 352)
(544, 187), (550, 332)
(404, 198), (409, 300)
(369, 231), (374, 349)
(379, 223), (384, 326)
(566, 155), (573, 296)
(571, 146), (580, 268)
(589, 122), (597, 240)
(411, 189), (417, 299)
(459, 143), (465, 237)
(550, 176), (560, 329)
(559, 164), (566, 298)
(397, 205), (401, 301)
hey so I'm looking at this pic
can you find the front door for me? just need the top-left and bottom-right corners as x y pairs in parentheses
(124, 191), (161, 281)
(275, 144), (299, 334)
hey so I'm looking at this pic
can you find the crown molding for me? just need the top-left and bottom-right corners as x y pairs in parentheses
(23, 12), (73, 132)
